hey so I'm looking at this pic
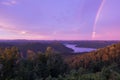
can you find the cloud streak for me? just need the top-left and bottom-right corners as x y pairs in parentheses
(0, 23), (47, 40)
(1, 0), (17, 6)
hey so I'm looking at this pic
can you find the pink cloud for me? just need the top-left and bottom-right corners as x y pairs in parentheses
(94, 27), (120, 40)
(1, 0), (17, 6)
(0, 23), (48, 40)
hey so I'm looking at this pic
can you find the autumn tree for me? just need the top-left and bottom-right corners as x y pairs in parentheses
(0, 47), (20, 80)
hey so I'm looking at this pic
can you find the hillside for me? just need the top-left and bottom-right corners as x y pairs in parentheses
(66, 43), (120, 69)
(0, 42), (120, 80)
(76, 40), (120, 48)
(0, 42), (73, 56)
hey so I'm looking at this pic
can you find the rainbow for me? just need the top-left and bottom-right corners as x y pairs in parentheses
(92, 0), (106, 39)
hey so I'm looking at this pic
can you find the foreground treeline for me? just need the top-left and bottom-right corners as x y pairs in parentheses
(0, 43), (120, 80)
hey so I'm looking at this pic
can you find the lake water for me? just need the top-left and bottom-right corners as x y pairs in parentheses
(65, 44), (96, 53)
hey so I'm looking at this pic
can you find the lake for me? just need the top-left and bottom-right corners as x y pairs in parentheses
(65, 44), (96, 53)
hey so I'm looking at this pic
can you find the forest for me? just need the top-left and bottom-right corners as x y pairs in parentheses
(0, 42), (120, 80)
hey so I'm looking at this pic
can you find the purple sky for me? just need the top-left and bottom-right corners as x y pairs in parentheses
(0, 0), (120, 40)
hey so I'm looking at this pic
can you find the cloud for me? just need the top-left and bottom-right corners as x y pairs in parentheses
(0, 24), (22, 34)
(0, 24), (17, 33)
(1, 0), (17, 6)
(21, 31), (27, 34)
(0, 23), (47, 40)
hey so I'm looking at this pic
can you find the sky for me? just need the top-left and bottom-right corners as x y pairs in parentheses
(0, 0), (120, 40)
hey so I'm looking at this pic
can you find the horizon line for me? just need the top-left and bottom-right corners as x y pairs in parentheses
(0, 39), (119, 41)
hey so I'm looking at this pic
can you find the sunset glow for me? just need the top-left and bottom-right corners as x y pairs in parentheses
(0, 0), (120, 40)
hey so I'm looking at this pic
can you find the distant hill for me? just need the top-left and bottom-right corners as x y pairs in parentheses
(0, 41), (73, 57)
(75, 41), (120, 48)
